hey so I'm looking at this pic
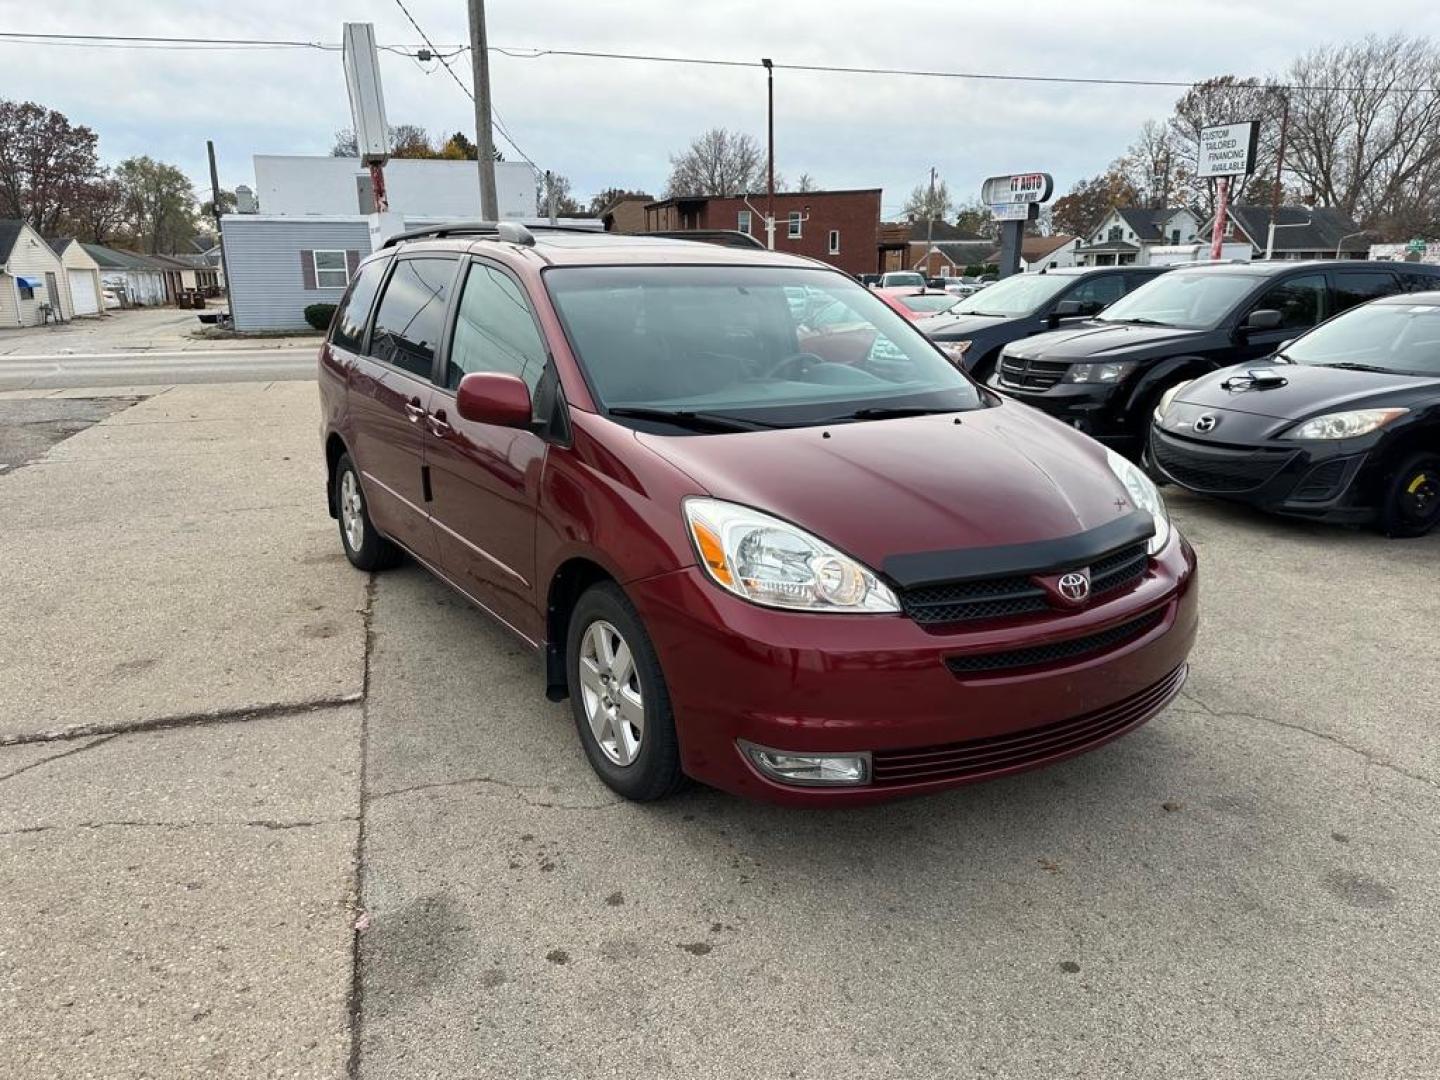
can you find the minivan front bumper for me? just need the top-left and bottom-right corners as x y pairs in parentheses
(626, 533), (1198, 805)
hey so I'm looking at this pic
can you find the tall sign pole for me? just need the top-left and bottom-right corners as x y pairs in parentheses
(1265, 99), (1290, 260)
(469, 0), (499, 221)
(762, 58), (775, 250)
(1209, 176), (1230, 261)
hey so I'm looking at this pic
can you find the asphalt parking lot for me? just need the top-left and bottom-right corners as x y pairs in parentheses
(0, 382), (1436, 1079)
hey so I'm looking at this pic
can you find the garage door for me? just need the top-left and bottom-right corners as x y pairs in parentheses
(68, 269), (99, 315)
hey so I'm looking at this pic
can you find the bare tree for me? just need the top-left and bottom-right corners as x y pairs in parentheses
(537, 172), (585, 217)
(1165, 76), (1289, 217)
(1284, 35), (1440, 231)
(795, 172), (819, 193)
(901, 177), (952, 223)
(665, 128), (765, 197)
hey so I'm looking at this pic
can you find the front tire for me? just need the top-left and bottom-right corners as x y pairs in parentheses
(566, 582), (684, 801)
(334, 453), (402, 570)
(1378, 451), (1440, 538)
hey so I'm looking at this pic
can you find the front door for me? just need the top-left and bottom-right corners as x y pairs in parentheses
(349, 255), (459, 563)
(1238, 272), (1329, 360)
(426, 259), (550, 640)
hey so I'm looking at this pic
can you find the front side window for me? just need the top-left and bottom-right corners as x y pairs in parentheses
(545, 266), (980, 429)
(738, 210), (751, 235)
(313, 250), (349, 289)
(1096, 271), (1263, 330)
(446, 262), (548, 392)
(1286, 302), (1440, 375)
(788, 212), (802, 238)
(1063, 274), (1126, 311)
(1334, 271), (1398, 311)
(367, 257), (456, 379)
(329, 257), (389, 353)
(1253, 273), (1328, 330)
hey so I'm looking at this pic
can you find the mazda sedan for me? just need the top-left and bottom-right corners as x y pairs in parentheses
(319, 224), (1198, 804)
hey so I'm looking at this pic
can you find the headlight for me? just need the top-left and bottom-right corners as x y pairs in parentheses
(1154, 380), (1193, 422)
(1283, 408), (1408, 440)
(684, 497), (900, 613)
(938, 340), (972, 363)
(1066, 361), (1136, 384)
(1106, 449), (1170, 555)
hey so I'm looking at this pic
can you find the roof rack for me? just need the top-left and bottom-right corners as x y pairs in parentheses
(380, 220), (600, 249)
(645, 229), (767, 250)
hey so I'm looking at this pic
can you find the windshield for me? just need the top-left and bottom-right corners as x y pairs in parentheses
(1285, 302), (1440, 375)
(898, 293), (961, 314)
(545, 266), (982, 428)
(951, 273), (1072, 317)
(1096, 272), (1260, 329)
(881, 272), (925, 287)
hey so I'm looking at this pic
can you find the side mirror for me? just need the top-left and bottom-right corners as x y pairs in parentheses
(455, 372), (533, 428)
(1244, 309), (1283, 331)
(1053, 299), (1083, 317)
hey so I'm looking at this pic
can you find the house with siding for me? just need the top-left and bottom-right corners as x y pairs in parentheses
(1076, 207), (1201, 266)
(83, 244), (168, 307)
(0, 219), (71, 326)
(45, 237), (106, 316)
(222, 216), (369, 331)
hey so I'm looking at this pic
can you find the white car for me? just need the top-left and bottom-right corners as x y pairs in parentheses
(101, 288), (122, 310)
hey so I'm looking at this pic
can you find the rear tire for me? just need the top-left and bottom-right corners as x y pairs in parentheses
(1378, 451), (1440, 538)
(334, 453), (402, 570)
(566, 582), (684, 801)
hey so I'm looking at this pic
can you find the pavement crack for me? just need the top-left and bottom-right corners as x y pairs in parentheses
(1179, 689), (1440, 793)
(368, 774), (621, 811)
(0, 694), (364, 748)
(0, 816), (360, 838)
(0, 734), (118, 784)
(347, 572), (378, 1080)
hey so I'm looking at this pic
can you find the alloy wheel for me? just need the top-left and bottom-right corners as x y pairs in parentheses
(578, 619), (645, 766)
(340, 470), (365, 552)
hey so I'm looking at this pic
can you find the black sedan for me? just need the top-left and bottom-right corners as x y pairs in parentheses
(1149, 291), (1440, 537)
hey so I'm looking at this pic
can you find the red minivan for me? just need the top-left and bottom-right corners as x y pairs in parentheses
(319, 223), (1198, 805)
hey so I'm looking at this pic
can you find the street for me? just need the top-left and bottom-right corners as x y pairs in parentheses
(0, 381), (1435, 1079)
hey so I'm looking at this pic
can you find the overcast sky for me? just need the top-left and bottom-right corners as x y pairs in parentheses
(6, 0), (1440, 217)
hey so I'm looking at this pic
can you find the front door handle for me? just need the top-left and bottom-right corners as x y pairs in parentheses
(427, 409), (452, 437)
(404, 398), (425, 423)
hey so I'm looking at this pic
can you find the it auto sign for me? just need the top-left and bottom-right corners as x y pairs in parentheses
(980, 172), (1055, 207)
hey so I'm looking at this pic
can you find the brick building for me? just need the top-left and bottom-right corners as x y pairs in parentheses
(641, 189), (882, 276)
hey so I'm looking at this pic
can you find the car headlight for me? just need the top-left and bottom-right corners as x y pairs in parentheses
(1105, 449), (1170, 556)
(684, 497), (900, 613)
(938, 340), (972, 364)
(1282, 408), (1408, 440)
(1154, 380), (1193, 422)
(1066, 361), (1136, 384)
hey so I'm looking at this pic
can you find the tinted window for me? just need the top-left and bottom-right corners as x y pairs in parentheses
(368, 258), (456, 379)
(1399, 269), (1440, 293)
(446, 263), (548, 392)
(1254, 273), (1328, 330)
(329, 257), (388, 352)
(1063, 274), (1126, 310)
(1335, 270), (1398, 311)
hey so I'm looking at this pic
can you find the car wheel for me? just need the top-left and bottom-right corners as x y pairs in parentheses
(566, 582), (684, 801)
(1378, 451), (1440, 538)
(334, 453), (401, 570)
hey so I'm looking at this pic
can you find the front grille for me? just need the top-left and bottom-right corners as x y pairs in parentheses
(870, 663), (1187, 786)
(998, 353), (1070, 391)
(1151, 430), (1295, 493)
(898, 540), (1150, 626)
(943, 607), (1165, 675)
(1290, 458), (1349, 502)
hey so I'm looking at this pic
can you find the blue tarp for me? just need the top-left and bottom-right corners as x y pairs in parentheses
(15, 276), (43, 289)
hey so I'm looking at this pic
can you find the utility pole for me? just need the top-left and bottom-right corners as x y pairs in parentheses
(468, 0), (499, 221)
(925, 166), (937, 248)
(1265, 97), (1290, 260)
(546, 170), (558, 225)
(763, 58), (775, 250)
(206, 139), (232, 321)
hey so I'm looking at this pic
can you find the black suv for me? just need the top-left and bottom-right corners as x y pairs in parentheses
(917, 265), (1169, 379)
(987, 260), (1440, 456)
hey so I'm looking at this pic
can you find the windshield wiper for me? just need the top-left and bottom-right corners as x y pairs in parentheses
(605, 406), (780, 433)
(1100, 317), (1172, 327)
(823, 405), (960, 422)
(957, 310), (1005, 317)
(1315, 361), (1391, 374)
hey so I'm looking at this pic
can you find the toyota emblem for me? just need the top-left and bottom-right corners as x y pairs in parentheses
(1058, 571), (1091, 603)
(1194, 414), (1218, 433)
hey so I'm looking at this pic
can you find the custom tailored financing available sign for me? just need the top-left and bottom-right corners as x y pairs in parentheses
(1198, 121), (1261, 178)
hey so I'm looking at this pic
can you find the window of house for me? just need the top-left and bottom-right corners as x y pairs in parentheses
(1171, 229), (1181, 244)
(313, 250), (350, 289)
(738, 210), (752, 235)
(788, 211), (802, 238)
(18, 281), (35, 300)
(828, 229), (840, 254)
(446, 262), (548, 394)
(367, 257), (456, 379)
(1107, 226), (1123, 242)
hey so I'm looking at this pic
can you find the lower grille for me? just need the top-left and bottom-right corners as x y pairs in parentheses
(1151, 430), (1295, 493)
(944, 608), (1164, 675)
(1290, 458), (1349, 502)
(998, 354), (1070, 390)
(870, 663), (1186, 786)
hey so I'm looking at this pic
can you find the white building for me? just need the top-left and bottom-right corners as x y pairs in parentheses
(252, 155), (537, 220)
(1076, 207), (1202, 266)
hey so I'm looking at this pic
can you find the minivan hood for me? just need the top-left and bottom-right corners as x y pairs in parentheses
(1176, 362), (1440, 419)
(634, 402), (1138, 569)
(1007, 321), (1202, 361)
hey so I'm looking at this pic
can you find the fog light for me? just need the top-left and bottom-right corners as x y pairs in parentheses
(740, 741), (870, 786)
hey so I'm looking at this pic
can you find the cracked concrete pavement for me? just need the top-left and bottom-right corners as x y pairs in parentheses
(1, 379), (1437, 1078)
